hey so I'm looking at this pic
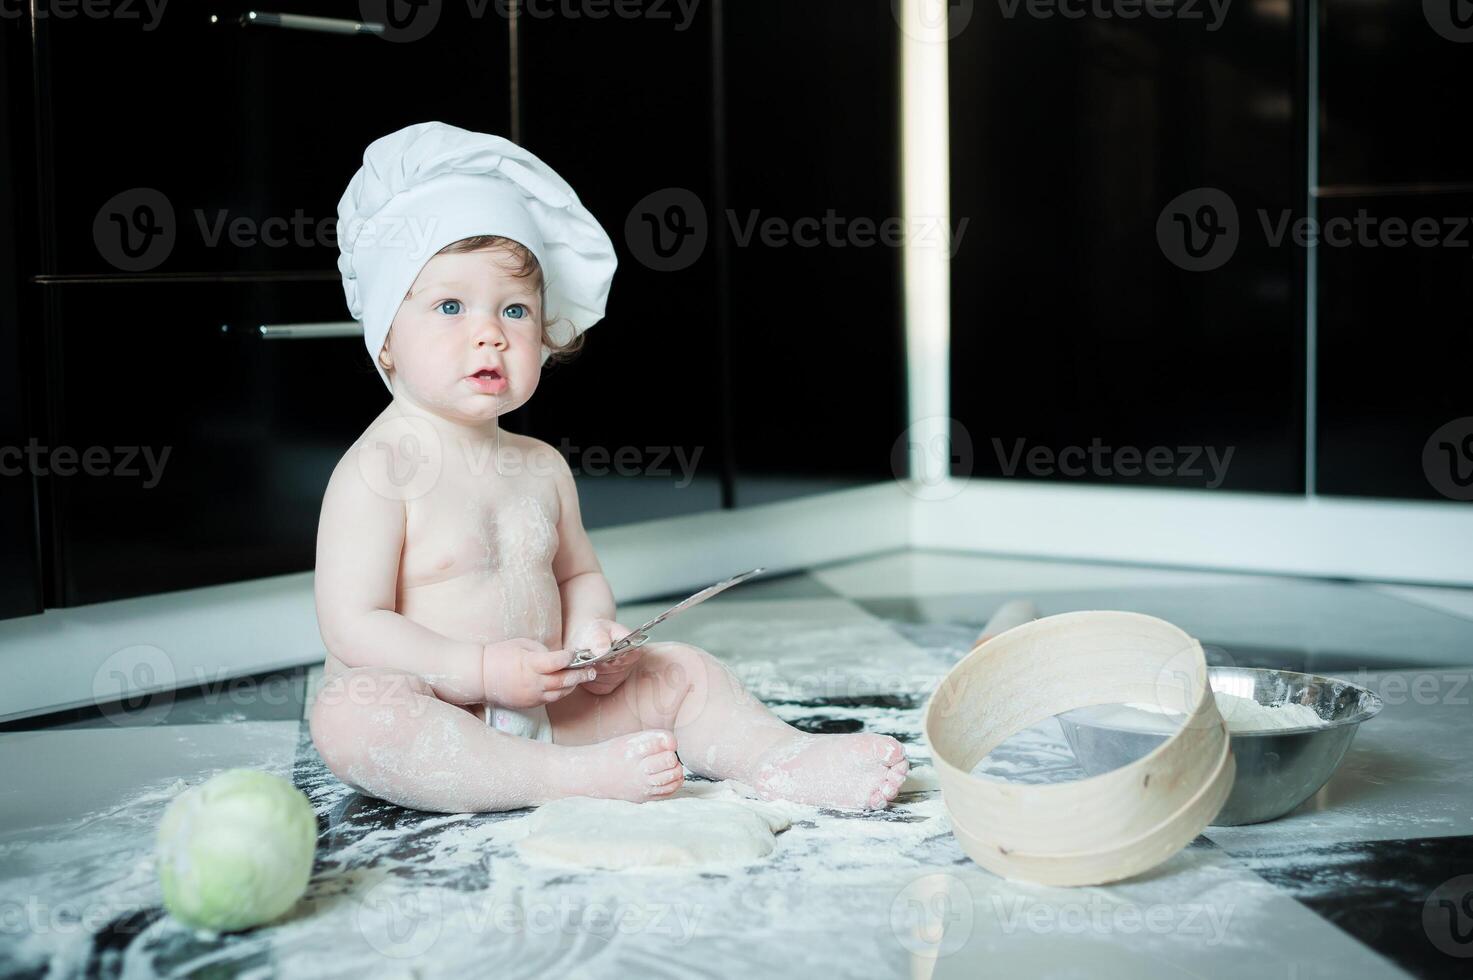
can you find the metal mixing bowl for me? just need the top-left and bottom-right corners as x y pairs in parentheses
(1057, 666), (1384, 826)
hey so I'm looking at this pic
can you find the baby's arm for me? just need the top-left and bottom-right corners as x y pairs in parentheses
(546, 444), (619, 649)
(542, 444), (642, 696)
(314, 445), (588, 708)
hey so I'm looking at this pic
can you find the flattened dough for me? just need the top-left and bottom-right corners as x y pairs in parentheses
(516, 796), (791, 870)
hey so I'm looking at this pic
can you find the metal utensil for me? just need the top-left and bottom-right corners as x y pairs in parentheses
(568, 566), (767, 667)
(1056, 666), (1384, 826)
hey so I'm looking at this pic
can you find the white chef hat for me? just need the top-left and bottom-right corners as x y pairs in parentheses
(336, 121), (618, 390)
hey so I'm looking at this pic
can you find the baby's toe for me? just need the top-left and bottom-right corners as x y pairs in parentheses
(647, 766), (684, 797)
(863, 734), (905, 766)
(627, 729), (675, 758)
(642, 750), (679, 773)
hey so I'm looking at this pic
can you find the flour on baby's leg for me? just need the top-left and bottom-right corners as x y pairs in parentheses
(551, 643), (910, 811)
(750, 732), (910, 810)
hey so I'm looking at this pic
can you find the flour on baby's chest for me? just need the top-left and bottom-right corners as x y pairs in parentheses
(467, 494), (559, 575)
(467, 494), (561, 641)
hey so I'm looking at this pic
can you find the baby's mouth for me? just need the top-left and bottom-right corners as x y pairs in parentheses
(466, 368), (508, 393)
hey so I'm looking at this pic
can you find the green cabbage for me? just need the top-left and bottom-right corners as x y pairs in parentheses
(156, 769), (317, 932)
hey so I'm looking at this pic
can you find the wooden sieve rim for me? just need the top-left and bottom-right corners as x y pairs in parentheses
(922, 610), (1234, 886)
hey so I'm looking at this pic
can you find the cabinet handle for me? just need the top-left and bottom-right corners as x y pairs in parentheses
(258, 321), (362, 340)
(237, 11), (385, 36)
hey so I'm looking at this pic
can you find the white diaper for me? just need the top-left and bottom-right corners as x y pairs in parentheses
(485, 704), (555, 743)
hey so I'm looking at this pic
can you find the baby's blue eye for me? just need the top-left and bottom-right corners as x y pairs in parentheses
(504, 303), (529, 320)
(436, 300), (463, 316)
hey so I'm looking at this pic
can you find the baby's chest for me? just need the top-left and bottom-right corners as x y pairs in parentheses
(403, 486), (562, 583)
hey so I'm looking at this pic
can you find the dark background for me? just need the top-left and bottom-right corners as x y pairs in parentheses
(2, 0), (1469, 620)
(949, 0), (1472, 498)
(0, 0), (904, 615)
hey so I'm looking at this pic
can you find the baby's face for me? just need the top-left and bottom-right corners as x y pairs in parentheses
(382, 247), (544, 422)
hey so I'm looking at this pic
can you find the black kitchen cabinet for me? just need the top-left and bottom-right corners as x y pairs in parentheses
(24, 4), (513, 607)
(1315, 192), (1473, 501)
(949, 8), (1305, 493)
(44, 281), (385, 606)
(2, 13), (45, 618)
(723, 1), (907, 506)
(1315, 2), (1473, 501)
(516, 1), (726, 527)
(9, 1), (912, 616)
(1319, 0), (1473, 189)
(40, 2), (510, 278)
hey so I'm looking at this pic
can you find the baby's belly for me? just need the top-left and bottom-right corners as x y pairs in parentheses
(398, 566), (564, 651)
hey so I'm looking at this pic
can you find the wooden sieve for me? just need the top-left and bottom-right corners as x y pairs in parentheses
(923, 610), (1235, 887)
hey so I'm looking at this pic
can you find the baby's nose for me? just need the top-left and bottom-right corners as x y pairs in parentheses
(472, 319), (508, 349)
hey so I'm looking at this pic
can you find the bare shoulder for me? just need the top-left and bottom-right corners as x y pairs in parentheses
(321, 408), (428, 516)
(505, 431), (574, 484)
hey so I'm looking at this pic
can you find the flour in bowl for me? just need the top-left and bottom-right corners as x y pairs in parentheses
(1210, 691), (1325, 732)
(1084, 692), (1329, 734)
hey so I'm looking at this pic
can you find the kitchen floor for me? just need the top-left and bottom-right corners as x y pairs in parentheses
(3, 549), (1471, 979)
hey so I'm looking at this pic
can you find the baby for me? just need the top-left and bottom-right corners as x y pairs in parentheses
(309, 122), (908, 814)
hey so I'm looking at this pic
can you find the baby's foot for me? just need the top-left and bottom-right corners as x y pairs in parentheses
(555, 730), (685, 802)
(752, 732), (909, 810)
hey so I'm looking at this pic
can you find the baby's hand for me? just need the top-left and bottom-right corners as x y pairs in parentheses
(482, 638), (596, 710)
(569, 619), (643, 696)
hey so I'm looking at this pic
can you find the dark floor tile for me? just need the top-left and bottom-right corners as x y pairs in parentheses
(1228, 835), (1473, 980)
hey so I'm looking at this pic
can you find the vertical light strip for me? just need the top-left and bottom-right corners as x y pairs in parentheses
(508, 0), (521, 144)
(900, 0), (953, 492)
(1305, 0), (1319, 495)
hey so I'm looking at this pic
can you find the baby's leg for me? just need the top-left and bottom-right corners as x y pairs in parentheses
(549, 642), (909, 810)
(309, 667), (683, 813)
